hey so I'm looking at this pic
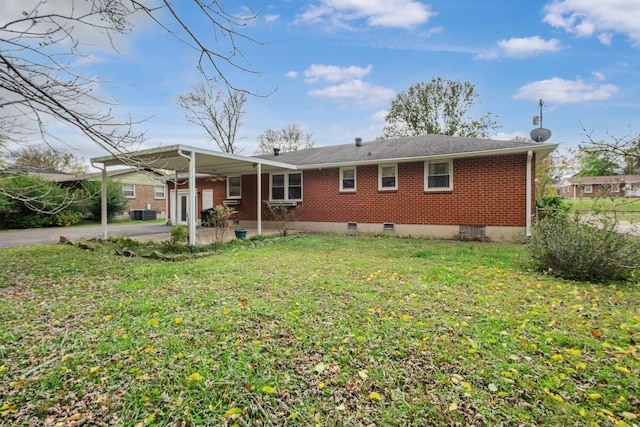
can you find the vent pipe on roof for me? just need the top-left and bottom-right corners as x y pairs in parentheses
(355, 137), (362, 147)
(273, 147), (280, 156)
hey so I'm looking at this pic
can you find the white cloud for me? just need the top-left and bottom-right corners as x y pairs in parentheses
(492, 131), (527, 141)
(298, 0), (435, 29)
(264, 14), (280, 23)
(543, 0), (640, 46)
(513, 76), (619, 103)
(478, 36), (562, 59)
(285, 71), (299, 78)
(370, 110), (388, 122)
(309, 79), (395, 105)
(304, 64), (373, 83)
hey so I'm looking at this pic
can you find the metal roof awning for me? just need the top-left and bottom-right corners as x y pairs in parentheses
(91, 145), (298, 245)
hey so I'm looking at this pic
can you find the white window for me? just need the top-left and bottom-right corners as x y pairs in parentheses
(584, 184), (593, 193)
(425, 160), (453, 191)
(340, 167), (357, 192)
(611, 183), (620, 193)
(227, 176), (242, 198)
(270, 172), (302, 201)
(123, 184), (135, 198)
(378, 164), (397, 190)
(154, 186), (166, 199)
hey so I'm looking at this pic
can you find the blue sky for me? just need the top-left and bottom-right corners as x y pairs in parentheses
(6, 0), (640, 162)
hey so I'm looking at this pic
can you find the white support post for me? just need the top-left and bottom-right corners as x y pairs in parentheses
(188, 150), (197, 246)
(257, 163), (262, 235)
(526, 151), (533, 237)
(91, 162), (108, 240)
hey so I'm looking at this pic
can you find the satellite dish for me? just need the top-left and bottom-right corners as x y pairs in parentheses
(530, 127), (551, 142)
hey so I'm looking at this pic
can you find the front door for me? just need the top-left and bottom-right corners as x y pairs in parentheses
(179, 194), (188, 224)
(175, 191), (196, 225)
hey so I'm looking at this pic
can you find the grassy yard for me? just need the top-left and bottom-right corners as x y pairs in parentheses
(565, 198), (640, 223)
(0, 236), (638, 426)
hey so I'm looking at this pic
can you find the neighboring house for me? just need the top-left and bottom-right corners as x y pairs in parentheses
(150, 135), (557, 242)
(56, 168), (168, 219)
(557, 175), (640, 199)
(0, 165), (75, 181)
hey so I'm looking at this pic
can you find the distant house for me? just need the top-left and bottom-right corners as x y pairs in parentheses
(557, 175), (640, 199)
(55, 168), (168, 219)
(91, 135), (557, 242)
(0, 165), (75, 181)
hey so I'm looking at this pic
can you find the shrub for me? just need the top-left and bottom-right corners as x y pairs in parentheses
(0, 174), (80, 229)
(202, 205), (237, 241)
(266, 202), (299, 236)
(51, 210), (82, 227)
(536, 195), (569, 219)
(528, 213), (640, 282)
(169, 225), (189, 244)
(80, 179), (128, 222)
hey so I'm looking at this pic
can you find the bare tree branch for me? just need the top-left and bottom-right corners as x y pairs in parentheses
(176, 82), (246, 154)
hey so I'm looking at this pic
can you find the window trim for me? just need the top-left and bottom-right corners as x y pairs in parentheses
(269, 172), (303, 201)
(226, 175), (242, 199)
(340, 167), (357, 192)
(122, 183), (135, 198)
(584, 184), (593, 194)
(424, 159), (453, 191)
(154, 185), (166, 199)
(378, 163), (398, 191)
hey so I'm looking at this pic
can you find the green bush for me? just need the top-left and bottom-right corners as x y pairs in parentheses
(536, 195), (569, 219)
(0, 175), (80, 229)
(169, 225), (188, 244)
(80, 179), (128, 222)
(51, 210), (82, 227)
(528, 213), (640, 282)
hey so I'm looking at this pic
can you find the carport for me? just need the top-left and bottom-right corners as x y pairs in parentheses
(91, 145), (298, 245)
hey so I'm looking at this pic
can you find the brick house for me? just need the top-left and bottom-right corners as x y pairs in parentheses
(557, 175), (640, 199)
(56, 168), (168, 219)
(132, 135), (557, 242)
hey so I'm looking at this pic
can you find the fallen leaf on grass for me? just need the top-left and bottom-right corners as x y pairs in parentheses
(261, 385), (276, 394)
(224, 407), (242, 419)
(187, 372), (202, 381)
(369, 392), (382, 401)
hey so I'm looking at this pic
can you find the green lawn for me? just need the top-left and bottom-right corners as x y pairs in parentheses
(1, 236), (638, 426)
(566, 198), (640, 223)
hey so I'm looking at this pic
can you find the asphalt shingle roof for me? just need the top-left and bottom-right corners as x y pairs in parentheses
(254, 134), (554, 167)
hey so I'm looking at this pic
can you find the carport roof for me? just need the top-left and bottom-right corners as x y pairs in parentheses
(91, 144), (298, 175)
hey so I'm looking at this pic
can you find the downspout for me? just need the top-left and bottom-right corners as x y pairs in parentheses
(177, 149), (197, 246)
(526, 150), (533, 237)
(91, 161), (108, 240)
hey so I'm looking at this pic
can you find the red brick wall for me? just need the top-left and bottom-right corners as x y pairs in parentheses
(290, 154), (532, 227)
(170, 153), (536, 227)
(126, 184), (166, 213)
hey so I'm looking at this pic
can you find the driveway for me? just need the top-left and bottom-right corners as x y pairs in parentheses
(0, 222), (172, 248)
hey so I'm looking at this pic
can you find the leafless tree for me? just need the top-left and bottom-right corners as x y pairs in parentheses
(1, 1), (260, 154)
(256, 124), (316, 155)
(0, 1), (262, 212)
(176, 82), (247, 154)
